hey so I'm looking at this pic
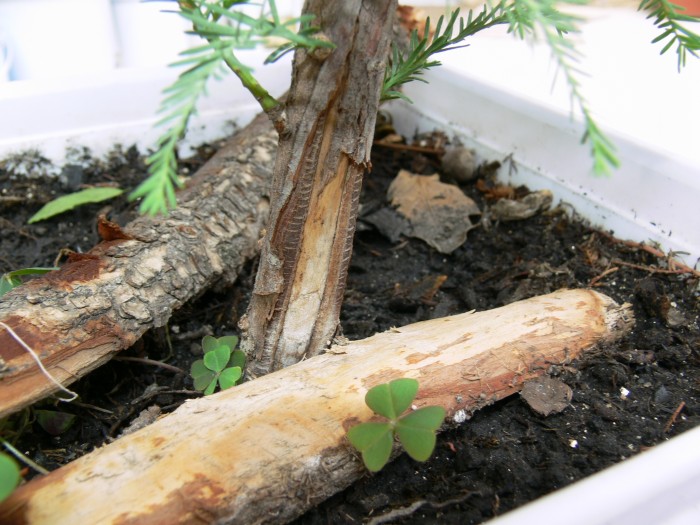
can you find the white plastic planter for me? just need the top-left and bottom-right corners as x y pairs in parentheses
(390, 7), (700, 268)
(0, 0), (117, 81)
(0, 48), (292, 161)
(0, 6), (699, 525)
(0, 36), (10, 82)
(111, 0), (194, 68)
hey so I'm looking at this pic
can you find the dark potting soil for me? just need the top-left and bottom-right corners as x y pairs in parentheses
(1, 132), (699, 524)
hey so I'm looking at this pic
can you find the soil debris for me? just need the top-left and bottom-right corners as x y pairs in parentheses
(1, 133), (698, 524)
(520, 376), (573, 417)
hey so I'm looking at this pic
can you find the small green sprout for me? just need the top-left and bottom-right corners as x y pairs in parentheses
(190, 335), (245, 395)
(0, 453), (20, 503)
(27, 187), (123, 224)
(0, 267), (58, 297)
(35, 410), (76, 437)
(347, 378), (445, 472)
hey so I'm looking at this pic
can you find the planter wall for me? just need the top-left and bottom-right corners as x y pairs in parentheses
(111, 0), (195, 68)
(0, 0), (308, 82)
(0, 49), (292, 163)
(0, 0), (117, 81)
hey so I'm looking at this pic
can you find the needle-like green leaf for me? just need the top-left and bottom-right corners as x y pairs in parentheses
(132, 0), (333, 216)
(28, 187), (123, 224)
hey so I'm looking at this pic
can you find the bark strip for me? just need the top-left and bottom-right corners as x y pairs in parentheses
(243, 0), (397, 376)
(0, 290), (634, 525)
(0, 113), (277, 419)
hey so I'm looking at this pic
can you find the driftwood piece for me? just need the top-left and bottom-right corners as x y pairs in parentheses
(0, 113), (277, 419)
(0, 290), (634, 525)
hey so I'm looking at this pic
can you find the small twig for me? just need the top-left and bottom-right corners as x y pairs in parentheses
(599, 231), (700, 277)
(113, 356), (184, 374)
(366, 501), (425, 525)
(131, 388), (199, 407)
(1, 438), (49, 476)
(664, 401), (686, 433)
(170, 326), (214, 341)
(71, 401), (113, 415)
(366, 492), (478, 525)
(0, 217), (37, 240)
(589, 266), (619, 287)
(611, 259), (696, 276)
(108, 389), (199, 437)
(163, 325), (174, 361)
(0, 321), (78, 402)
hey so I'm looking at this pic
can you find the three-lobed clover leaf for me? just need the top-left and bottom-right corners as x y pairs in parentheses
(190, 335), (245, 395)
(364, 377), (418, 420)
(347, 421), (393, 472)
(395, 406), (446, 461)
(347, 378), (445, 472)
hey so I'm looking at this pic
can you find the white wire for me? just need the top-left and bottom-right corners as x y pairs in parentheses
(0, 321), (78, 402)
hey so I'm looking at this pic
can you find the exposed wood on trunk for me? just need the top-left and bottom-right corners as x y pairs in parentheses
(243, 0), (397, 376)
(0, 113), (277, 419)
(0, 290), (634, 525)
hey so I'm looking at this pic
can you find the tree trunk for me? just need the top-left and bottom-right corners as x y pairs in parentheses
(0, 290), (634, 525)
(242, 0), (396, 377)
(0, 113), (276, 419)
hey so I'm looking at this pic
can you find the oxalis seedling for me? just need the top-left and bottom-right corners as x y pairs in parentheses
(347, 378), (445, 472)
(190, 335), (245, 395)
(0, 267), (58, 297)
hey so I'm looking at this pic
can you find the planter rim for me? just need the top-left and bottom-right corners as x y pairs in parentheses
(0, 49), (291, 162)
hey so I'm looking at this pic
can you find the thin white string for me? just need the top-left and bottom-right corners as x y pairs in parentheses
(0, 321), (78, 402)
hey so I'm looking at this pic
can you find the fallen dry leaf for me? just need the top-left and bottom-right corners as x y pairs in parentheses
(388, 170), (480, 254)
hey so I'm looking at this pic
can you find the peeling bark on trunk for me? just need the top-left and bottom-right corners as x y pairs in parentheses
(242, 0), (397, 376)
(0, 114), (277, 419)
(0, 290), (634, 525)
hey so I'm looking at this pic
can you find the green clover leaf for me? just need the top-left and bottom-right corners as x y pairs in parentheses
(191, 335), (246, 395)
(203, 345), (232, 371)
(190, 359), (217, 394)
(347, 422), (393, 472)
(348, 378), (445, 472)
(395, 406), (446, 461)
(365, 378), (419, 420)
(218, 366), (242, 390)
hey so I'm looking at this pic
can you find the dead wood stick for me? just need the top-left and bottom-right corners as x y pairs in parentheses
(0, 113), (276, 419)
(0, 289), (634, 525)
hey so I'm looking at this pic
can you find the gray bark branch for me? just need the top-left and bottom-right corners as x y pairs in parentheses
(0, 113), (276, 419)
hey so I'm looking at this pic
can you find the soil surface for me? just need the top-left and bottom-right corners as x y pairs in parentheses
(1, 130), (699, 524)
